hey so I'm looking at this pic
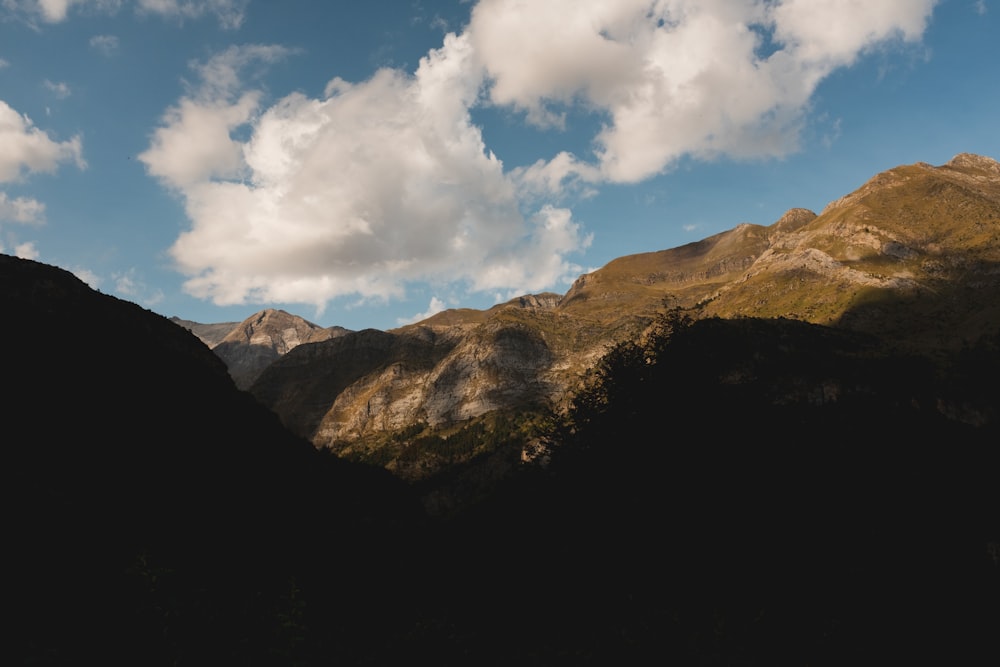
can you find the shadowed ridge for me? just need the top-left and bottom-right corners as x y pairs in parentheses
(2, 253), (425, 665)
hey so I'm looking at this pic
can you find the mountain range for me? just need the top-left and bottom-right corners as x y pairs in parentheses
(7, 152), (999, 665)
(177, 153), (1000, 505)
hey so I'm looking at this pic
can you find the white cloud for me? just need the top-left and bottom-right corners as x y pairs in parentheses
(398, 296), (447, 326)
(14, 240), (39, 259)
(0, 100), (85, 182)
(72, 266), (102, 288)
(113, 267), (164, 305)
(89, 34), (119, 55)
(144, 36), (590, 312)
(770, 0), (936, 65)
(141, 96), (257, 189)
(0, 191), (46, 223)
(136, 0), (248, 29)
(36, 0), (77, 21)
(5, 0), (243, 27)
(140, 45), (292, 189)
(44, 79), (71, 98)
(466, 0), (938, 183)
(510, 151), (600, 199)
(5, 0), (121, 22)
(0, 58), (9, 69)
(140, 1), (938, 315)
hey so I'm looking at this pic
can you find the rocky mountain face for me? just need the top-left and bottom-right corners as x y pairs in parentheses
(174, 308), (350, 389)
(247, 153), (1000, 480)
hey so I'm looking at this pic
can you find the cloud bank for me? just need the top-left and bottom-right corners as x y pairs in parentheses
(140, 0), (938, 313)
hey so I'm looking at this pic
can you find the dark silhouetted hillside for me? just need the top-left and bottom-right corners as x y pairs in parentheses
(2, 254), (424, 665)
(5, 153), (1000, 665)
(443, 309), (1000, 665)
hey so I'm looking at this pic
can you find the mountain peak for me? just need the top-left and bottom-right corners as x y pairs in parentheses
(213, 308), (350, 389)
(770, 207), (818, 234)
(944, 152), (1000, 175)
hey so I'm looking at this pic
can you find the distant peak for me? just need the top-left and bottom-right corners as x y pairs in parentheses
(771, 208), (817, 234)
(248, 308), (297, 324)
(944, 153), (1000, 174)
(506, 293), (562, 310)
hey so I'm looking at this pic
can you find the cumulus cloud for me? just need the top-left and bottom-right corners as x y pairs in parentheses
(142, 36), (590, 312)
(14, 240), (39, 259)
(466, 0), (938, 183)
(3, 0), (120, 23)
(35, 0), (78, 22)
(510, 151), (600, 200)
(72, 266), (102, 288)
(398, 296), (448, 326)
(113, 267), (164, 305)
(4, 0), (245, 27)
(136, 0), (248, 28)
(89, 34), (119, 55)
(0, 192), (46, 223)
(0, 100), (85, 182)
(140, 45), (291, 189)
(0, 99), (81, 253)
(140, 1), (937, 315)
(44, 79), (71, 98)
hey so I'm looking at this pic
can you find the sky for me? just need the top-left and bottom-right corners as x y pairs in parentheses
(1, 0), (998, 331)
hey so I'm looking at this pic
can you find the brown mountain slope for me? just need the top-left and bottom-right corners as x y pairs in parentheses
(251, 153), (1000, 481)
(559, 219), (775, 319)
(700, 153), (1000, 347)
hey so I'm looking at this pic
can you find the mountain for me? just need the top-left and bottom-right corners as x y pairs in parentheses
(2, 254), (422, 665)
(168, 315), (241, 347)
(248, 153), (1000, 502)
(700, 152), (1000, 345)
(475, 311), (999, 667)
(5, 153), (999, 665)
(174, 308), (350, 389)
(560, 152), (1000, 346)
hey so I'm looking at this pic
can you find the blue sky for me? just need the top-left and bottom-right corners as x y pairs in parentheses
(1, 0), (997, 331)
